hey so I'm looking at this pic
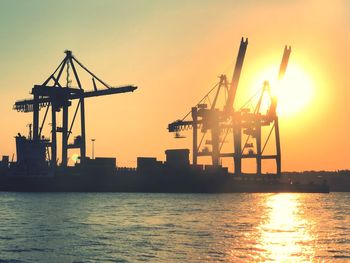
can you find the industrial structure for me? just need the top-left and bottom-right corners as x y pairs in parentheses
(13, 50), (137, 173)
(168, 38), (291, 176)
(0, 44), (331, 193)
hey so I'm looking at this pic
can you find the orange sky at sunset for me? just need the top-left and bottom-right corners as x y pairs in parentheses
(0, 0), (349, 172)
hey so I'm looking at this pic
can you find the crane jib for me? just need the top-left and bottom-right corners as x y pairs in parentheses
(278, 46), (291, 80)
(225, 37), (248, 112)
(13, 85), (137, 110)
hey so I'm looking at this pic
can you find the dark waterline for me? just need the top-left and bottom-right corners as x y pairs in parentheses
(0, 192), (349, 262)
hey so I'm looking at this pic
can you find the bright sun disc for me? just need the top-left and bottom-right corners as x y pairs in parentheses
(252, 63), (315, 117)
(271, 64), (314, 117)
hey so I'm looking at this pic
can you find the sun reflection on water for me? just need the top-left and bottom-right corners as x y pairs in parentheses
(257, 194), (315, 262)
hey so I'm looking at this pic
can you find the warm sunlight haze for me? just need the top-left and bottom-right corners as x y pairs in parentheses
(0, 1), (350, 262)
(253, 63), (315, 118)
(0, 0), (349, 172)
(274, 64), (314, 117)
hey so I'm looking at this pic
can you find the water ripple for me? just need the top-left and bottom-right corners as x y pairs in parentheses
(0, 192), (349, 262)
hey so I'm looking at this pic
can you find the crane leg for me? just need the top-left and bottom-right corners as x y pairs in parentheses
(51, 105), (57, 168)
(275, 117), (281, 176)
(62, 104), (68, 167)
(234, 126), (242, 175)
(191, 107), (198, 165)
(256, 125), (262, 175)
(33, 95), (39, 141)
(80, 98), (86, 161)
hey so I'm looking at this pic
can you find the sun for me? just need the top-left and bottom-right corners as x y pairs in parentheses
(271, 64), (314, 117)
(251, 63), (315, 117)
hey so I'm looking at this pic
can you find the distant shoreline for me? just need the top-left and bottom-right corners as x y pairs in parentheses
(282, 171), (350, 192)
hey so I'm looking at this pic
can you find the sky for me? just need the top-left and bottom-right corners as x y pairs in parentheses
(0, 0), (349, 172)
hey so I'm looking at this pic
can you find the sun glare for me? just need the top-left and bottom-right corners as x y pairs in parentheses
(272, 64), (314, 117)
(71, 153), (79, 163)
(258, 194), (314, 261)
(250, 63), (315, 118)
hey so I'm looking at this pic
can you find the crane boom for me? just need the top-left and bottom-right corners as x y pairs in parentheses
(13, 85), (137, 112)
(278, 46), (291, 80)
(225, 37), (248, 113)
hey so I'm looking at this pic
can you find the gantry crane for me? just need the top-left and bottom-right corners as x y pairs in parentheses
(168, 38), (248, 167)
(14, 50), (137, 170)
(168, 38), (291, 177)
(236, 45), (291, 176)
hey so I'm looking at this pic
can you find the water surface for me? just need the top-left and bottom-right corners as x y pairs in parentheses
(0, 192), (349, 262)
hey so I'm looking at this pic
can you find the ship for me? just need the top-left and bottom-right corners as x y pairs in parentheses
(0, 42), (330, 193)
(0, 145), (329, 193)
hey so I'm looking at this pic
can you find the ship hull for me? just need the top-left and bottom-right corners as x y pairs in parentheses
(0, 174), (330, 193)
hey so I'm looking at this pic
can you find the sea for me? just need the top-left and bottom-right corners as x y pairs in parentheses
(0, 192), (349, 262)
